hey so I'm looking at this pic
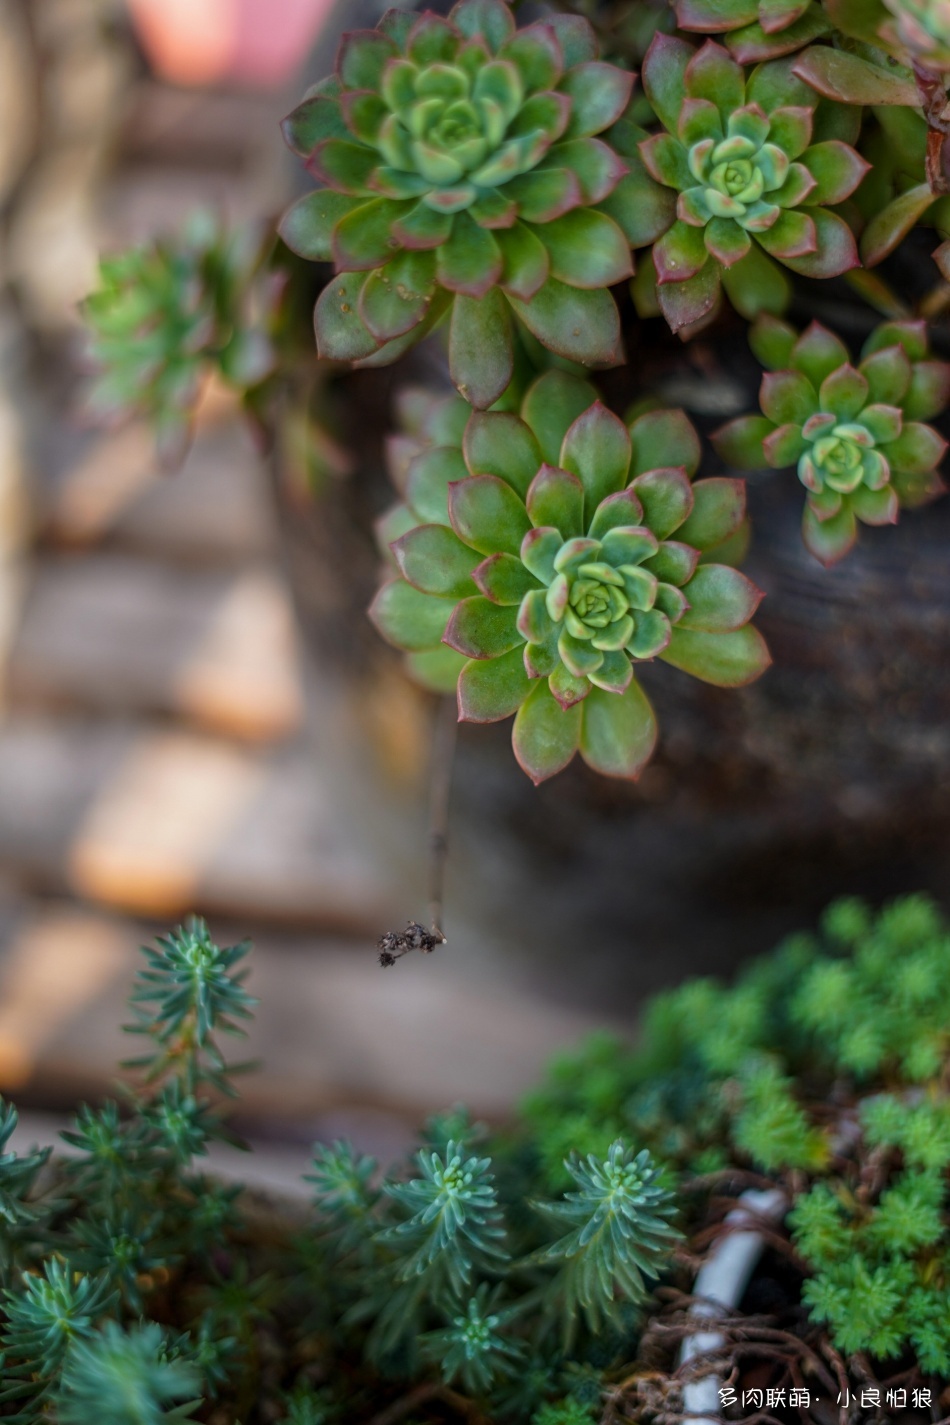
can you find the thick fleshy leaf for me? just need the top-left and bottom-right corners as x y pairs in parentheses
(521, 526), (565, 584)
(601, 526), (659, 567)
(392, 202), (454, 250)
(341, 91), (389, 145)
(448, 473), (531, 555)
(436, 214), (503, 297)
(767, 105), (813, 159)
(518, 588), (555, 643)
(526, 464), (585, 537)
(729, 8), (831, 63)
(457, 646), (532, 721)
(537, 209), (633, 288)
(549, 13), (599, 66)
(353, 293), (449, 368)
(903, 361), (950, 422)
(763, 422), (808, 465)
(522, 371), (598, 465)
(705, 218), (751, 267)
(588, 489), (645, 540)
(508, 278), (622, 366)
(863, 319), (928, 362)
(392, 524), (479, 598)
(801, 501), (857, 564)
(598, 164), (677, 248)
(756, 209), (816, 260)
(332, 198), (405, 270)
(860, 403), (902, 444)
(282, 93), (349, 157)
(851, 483), (899, 525)
(559, 402), (632, 518)
(314, 272), (378, 361)
(450, 0), (516, 48)
(548, 661), (591, 708)
(500, 24), (563, 92)
(675, 0), (759, 28)
(407, 645), (467, 693)
(338, 30), (398, 90)
(407, 446), (468, 525)
(513, 680), (582, 783)
(494, 222), (550, 301)
(309, 139), (377, 193)
(749, 314), (797, 370)
(685, 39), (746, 110)
(653, 220), (709, 284)
(473, 553), (540, 605)
(819, 363), (868, 421)
(860, 345), (911, 407)
(359, 249), (436, 341)
(657, 259), (721, 334)
(886, 422), (948, 474)
(407, 12), (460, 65)
(761, 369), (817, 425)
(720, 243), (790, 320)
(679, 564), (763, 631)
(629, 409), (701, 478)
(369, 578), (453, 650)
(449, 288), (513, 409)
(654, 582), (690, 622)
(631, 467), (695, 540)
(643, 540), (699, 586)
(791, 46), (918, 106)
(678, 478), (746, 549)
(661, 624), (771, 684)
(627, 607), (673, 659)
(801, 140), (869, 204)
(559, 62), (634, 140)
(642, 33), (694, 132)
(771, 207), (860, 278)
(791, 321), (849, 386)
(712, 414), (772, 468)
(639, 132), (693, 190)
(558, 629), (604, 677)
(463, 412), (542, 496)
(278, 191), (361, 260)
(579, 680), (657, 779)
(506, 168), (583, 224)
(552, 137), (629, 205)
(860, 184), (934, 268)
(443, 597), (521, 659)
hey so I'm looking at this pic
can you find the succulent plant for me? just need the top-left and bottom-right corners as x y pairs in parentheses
(714, 317), (950, 563)
(82, 214), (275, 466)
(637, 35), (867, 333)
(881, 0), (950, 71)
(370, 371), (769, 784)
(278, 0), (645, 408)
(673, 0), (831, 64)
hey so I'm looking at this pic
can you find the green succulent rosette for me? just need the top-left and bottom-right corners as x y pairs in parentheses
(370, 371), (770, 784)
(278, 1), (642, 408)
(714, 317), (950, 564)
(881, 0), (950, 71)
(81, 214), (274, 466)
(637, 36), (867, 334)
(673, 0), (831, 64)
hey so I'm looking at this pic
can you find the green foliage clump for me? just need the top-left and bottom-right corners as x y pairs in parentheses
(0, 920), (678, 1424)
(522, 891), (950, 1380)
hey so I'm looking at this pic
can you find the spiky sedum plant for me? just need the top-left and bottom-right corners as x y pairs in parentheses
(279, 0), (641, 408)
(522, 893), (950, 1387)
(715, 316), (950, 562)
(0, 920), (681, 1424)
(371, 370), (768, 782)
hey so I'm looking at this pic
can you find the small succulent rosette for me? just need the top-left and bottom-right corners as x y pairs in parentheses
(715, 317), (950, 564)
(371, 371), (770, 784)
(881, 0), (950, 72)
(636, 36), (867, 334)
(673, 0), (830, 65)
(278, 0), (644, 408)
(81, 214), (274, 466)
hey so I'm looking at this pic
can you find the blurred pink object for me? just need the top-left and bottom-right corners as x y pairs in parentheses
(127, 0), (337, 89)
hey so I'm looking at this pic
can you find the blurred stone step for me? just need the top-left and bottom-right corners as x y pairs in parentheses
(0, 718), (388, 930)
(8, 552), (303, 741)
(41, 417), (280, 563)
(0, 901), (603, 1121)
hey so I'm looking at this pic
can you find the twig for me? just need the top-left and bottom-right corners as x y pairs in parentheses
(377, 695), (457, 966)
(427, 693), (457, 938)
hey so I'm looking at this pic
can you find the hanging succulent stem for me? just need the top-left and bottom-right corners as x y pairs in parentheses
(377, 696), (455, 966)
(427, 694), (457, 940)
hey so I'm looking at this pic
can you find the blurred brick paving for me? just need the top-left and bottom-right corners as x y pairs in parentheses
(0, 0), (604, 1151)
